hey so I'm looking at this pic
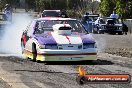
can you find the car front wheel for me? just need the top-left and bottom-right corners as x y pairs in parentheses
(32, 43), (37, 62)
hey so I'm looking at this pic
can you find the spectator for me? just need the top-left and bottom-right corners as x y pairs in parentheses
(122, 22), (128, 35)
(110, 11), (119, 19)
(82, 15), (92, 33)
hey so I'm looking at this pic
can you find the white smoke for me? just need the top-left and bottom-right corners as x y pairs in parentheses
(96, 37), (106, 52)
(0, 13), (33, 57)
(91, 34), (106, 53)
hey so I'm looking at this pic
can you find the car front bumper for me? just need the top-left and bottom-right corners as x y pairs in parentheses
(24, 48), (97, 61)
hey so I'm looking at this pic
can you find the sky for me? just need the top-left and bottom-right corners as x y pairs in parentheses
(93, 0), (101, 2)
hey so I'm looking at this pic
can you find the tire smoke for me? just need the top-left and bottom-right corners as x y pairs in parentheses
(0, 13), (33, 57)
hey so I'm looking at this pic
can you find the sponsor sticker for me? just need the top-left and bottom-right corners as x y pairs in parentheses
(76, 66), (131, 85)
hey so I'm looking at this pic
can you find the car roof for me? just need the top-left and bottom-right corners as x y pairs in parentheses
(36, 17), (77, 21)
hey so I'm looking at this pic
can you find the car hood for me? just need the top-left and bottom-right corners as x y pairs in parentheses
(34, 32), (95, 45)
(34, 32), (57, 45)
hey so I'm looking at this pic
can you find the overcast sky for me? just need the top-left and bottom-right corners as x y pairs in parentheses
(93, 0), (101, 2)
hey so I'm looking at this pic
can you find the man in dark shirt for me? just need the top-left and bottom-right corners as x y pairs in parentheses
(122, 22), (128, 35)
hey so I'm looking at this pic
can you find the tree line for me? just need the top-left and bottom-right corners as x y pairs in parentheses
(0, 0), (132, 19)
(99, 0), (132, 19)
(0, 0), (99, 18)
(0, 0), (95, 11)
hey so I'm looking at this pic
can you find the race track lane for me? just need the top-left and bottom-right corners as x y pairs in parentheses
(0, 53), (132, 88)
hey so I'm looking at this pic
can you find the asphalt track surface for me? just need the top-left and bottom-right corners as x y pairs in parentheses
(0, 12), (132, 88)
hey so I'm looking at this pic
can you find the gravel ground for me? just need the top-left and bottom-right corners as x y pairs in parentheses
(92, 34), (132, 58)
(0, 78), (11, 88)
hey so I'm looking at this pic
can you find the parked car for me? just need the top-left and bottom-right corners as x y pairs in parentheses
(40, 10), (68, 18)
(21, 17), (97, 61)
(94, 17), (123, 35)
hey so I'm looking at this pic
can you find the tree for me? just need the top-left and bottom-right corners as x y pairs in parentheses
(89, 1), (100, 14)
(99, 0), (132, 19)
(99, 0), (115, 16)
(126, 0), (132, 18)
(115, 0), (125, 18)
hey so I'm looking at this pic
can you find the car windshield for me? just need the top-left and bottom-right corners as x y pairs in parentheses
(42, 11), (61, 17)
(34, 20), (86, 34)
(106, 18), (121, 24)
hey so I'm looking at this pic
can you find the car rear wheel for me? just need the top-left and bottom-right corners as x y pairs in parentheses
(98, 30), (104, 34)
(32, 43), (37, 62)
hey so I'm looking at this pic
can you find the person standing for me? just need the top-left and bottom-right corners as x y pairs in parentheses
(110, 11), (119, 19)
(122, 22), (128, 35)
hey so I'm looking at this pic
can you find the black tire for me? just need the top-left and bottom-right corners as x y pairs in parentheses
(98, 30), (104, 34)
(92, 28), (97, 34)
(111, 32), (116, 35)
(76, 76), (87, 85)
(118, 32), (123, 35)
(32, 43), (37, 62)
(97, 30), (100, 34)
(21, 39), (24, 54)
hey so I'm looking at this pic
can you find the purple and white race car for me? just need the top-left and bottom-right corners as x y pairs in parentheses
(21, 17), (97, 61)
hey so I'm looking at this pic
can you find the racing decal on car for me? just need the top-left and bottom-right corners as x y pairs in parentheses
(65, 35), (71, 44)
(51, 33), (83, 45)
(35, 32), (57, 45)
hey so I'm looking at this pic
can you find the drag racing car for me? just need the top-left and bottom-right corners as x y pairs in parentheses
(95, 17), (123, 34)
(21, 17), (97, 61)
